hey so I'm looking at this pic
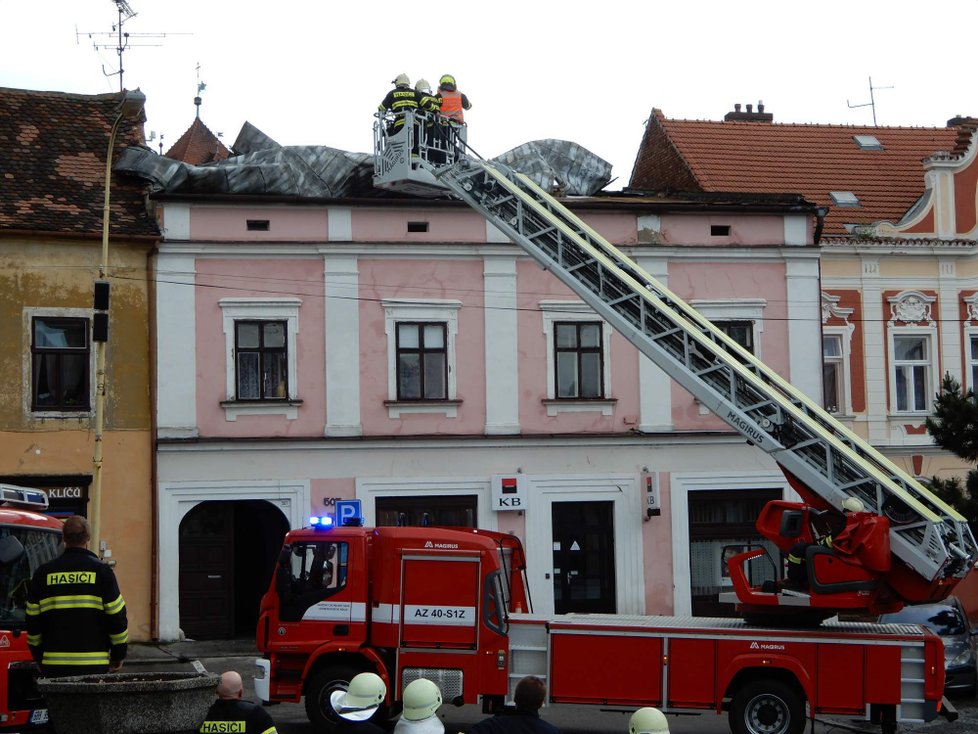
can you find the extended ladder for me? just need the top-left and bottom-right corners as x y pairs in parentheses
(425, 157), (976, 590)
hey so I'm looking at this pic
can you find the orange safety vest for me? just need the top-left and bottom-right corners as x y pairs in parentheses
(439, 90), (465, 123)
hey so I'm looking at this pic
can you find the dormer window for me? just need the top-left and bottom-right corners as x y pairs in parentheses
(830, 191), (861, 208)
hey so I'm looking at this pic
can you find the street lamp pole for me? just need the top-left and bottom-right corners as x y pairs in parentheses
(91, 88), (146, 554)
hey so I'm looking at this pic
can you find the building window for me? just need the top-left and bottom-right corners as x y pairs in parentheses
(892, 334), (931, 412)
(396, 322), (447, 400)
(382, 299), (461, 417)
(235, 320), (287, 400)
(970, 334), (978, 392)
(219, 298), (301, 420)
(376, 495), (477, 527)
(540, 301), (614, 416)
(31, 317), (90, 411)
(554, 322), (604, 398)
(822, 334), (844, 413)
(716, 320), (755, 354)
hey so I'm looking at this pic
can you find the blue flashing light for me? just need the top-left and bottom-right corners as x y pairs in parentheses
(309, 515), (335, 529)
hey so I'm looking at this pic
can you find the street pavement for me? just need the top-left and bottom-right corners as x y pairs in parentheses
(126, 640), (978, 734)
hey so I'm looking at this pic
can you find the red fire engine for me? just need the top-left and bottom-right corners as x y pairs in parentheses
(0, 485), (63, 730)
(254, 522), (949, 734)
(253, 117), (977, 734)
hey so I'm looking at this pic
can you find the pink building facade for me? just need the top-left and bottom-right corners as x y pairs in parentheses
(153, 192), (823, 641)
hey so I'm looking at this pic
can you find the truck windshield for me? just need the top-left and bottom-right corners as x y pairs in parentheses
(0, 525), (62, 627)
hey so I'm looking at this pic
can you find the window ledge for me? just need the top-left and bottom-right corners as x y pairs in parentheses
(220, 399), (303, 421)
(29, 409), (93, 419)
(542, 398), (617, 416)
(384, 399), (461, 418)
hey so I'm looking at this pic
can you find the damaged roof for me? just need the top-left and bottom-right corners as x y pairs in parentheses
(0, 87), (158, 238)
(630, 107), (965, 237)
(118, 123), (614, 200)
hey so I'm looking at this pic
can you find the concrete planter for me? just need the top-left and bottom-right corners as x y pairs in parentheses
(37, 671), (219, 734)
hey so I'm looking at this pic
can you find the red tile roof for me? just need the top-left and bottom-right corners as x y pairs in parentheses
(165, 116), (230, 165)
(0, 87), (159, 238)
(630, 109), (962, 236)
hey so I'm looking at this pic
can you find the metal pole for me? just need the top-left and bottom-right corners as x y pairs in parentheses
(91, 89), (145, 554)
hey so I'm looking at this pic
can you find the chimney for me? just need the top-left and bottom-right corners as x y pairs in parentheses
(947, 115), (978, 127)
(724, 100), (774, 123)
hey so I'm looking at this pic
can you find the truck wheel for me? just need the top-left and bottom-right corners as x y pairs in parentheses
(730, 679), (805, 734)
(304, 664), (362, 732)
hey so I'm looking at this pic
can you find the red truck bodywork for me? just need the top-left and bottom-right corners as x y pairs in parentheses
(0, 504), (63, 730)
(255, 524), (946, 734)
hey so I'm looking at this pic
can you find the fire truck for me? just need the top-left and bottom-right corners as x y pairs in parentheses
(253, 118), (977, 734)
(0, 485), (63, 730)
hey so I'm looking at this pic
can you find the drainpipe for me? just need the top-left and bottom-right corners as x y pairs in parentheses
(813, 207), (828, 245)
(147, 241), (161, 641)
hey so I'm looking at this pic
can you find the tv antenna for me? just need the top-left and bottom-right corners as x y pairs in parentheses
(77, 0), (187, 91)
(847, 76), (893, 126)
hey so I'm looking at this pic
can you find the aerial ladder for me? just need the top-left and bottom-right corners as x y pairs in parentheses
(373, 111), (978, 624)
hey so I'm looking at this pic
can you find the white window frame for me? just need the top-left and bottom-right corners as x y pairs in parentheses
(965, 294), (978, 393)
(888, 329), (937, 415)
(382, 299), (461, 418)
(540, 301), (614, 416)
(821, 329), (854, 416)
(219, 298), (301, 421)
(23, 307), (96, 418)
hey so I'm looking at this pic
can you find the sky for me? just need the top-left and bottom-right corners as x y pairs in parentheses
(2, 0), (976, 187)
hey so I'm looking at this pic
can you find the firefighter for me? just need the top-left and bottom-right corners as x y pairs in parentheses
(784, 498), (866, 591)
(628, 707), (669, 734)
(198, 670), (278, 733)
(467, 676), (560, 734)
(331, 671), (388, 734)
(379, 73), (420, 136)
(414, 80), (442, 164)
(395, 678), (444, 734)
(26, 515), (128, 677)
(435, 74), (471, 165)
(436, 74), (471, 124)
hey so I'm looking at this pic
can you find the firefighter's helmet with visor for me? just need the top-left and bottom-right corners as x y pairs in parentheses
(401, 678), (442, 721)
(330, 672), (386, 721)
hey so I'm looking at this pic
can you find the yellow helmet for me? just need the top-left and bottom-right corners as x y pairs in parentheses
(401, 678), (442, 721)
(629, 707), (669, 734)
(329, 672), (386, 721)
(439, 74), (457, 90)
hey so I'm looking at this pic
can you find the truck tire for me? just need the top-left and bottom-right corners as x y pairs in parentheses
(730, 679), (806, 734)
(304, 664), (364, 732)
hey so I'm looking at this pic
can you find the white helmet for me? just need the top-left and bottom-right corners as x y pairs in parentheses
(401, 678), (442, 721)
(629, 707), (669, 734)
(393, 73), (410, 87)
(842, 497), (865, 513)
(415, 79), (431, 93)
(330, 672), (386, 721)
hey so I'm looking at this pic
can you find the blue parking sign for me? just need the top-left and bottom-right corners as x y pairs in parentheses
(335, 499), (363, 526)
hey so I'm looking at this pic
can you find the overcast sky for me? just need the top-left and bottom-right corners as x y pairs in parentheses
(3, 0), (976, 187)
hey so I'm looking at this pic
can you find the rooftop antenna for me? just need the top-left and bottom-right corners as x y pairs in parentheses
(847, 76), (893, 126)
(195, 61), (205, 119)
(77, 0), (186, 91)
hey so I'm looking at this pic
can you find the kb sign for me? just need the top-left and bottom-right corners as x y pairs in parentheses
(491, 474), (527, 512)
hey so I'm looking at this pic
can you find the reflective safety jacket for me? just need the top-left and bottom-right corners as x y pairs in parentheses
(378, 86), (420, 130)
(199, 698), (278, 734)
(436, 89), (471, 123)
(26, 546), (128, 674)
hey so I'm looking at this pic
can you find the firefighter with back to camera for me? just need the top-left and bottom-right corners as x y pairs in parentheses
(26, 515), (128, 677)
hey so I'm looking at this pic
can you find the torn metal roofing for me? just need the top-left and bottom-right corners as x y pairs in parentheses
(117, 123), (613, 199)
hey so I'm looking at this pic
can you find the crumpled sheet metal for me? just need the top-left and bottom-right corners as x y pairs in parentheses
(492, 139), (612, 196)
(116, 121), (374, 197)
(116, 122), (610, 199)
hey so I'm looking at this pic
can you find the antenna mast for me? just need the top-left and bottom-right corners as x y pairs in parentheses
(847, 76), (894, 126)
(77, 0), (181, 91)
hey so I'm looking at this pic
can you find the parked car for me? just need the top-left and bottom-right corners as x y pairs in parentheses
(879, 596), (977, 697)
